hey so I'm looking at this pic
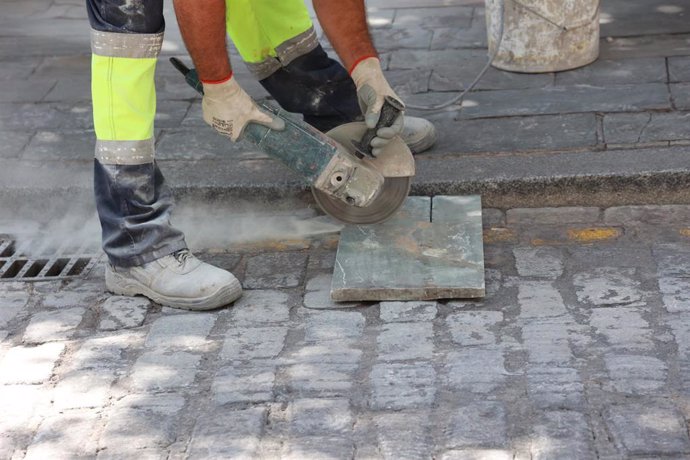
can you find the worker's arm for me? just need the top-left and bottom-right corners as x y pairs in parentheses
(313, 0), (403, 152)
(173, 0), (283, 141)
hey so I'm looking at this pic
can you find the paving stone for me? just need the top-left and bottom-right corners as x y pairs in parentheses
(605, 403), (690, 455)
(458, 84), (670, 119)
(22, 129), (94, 160)
(668, 314), (690, 387)
(0, 56), (41, 80)
(303, 310), (365, 342)
(371, 27), (433, 51)
(446, 311), (502, 346)
(374, 411), (432, 460)
(432, 114), (598, 154)
(130, 350), (201, 391)
(590, 307), (654, 351)
(654, 244), (690, 277)
(605, 204), (690, 225)
(600, 0), (690, 37)
(156, 127), (264, 160)
(69, 331), (144, 371)
(521, 318), (576, 365)
(431, 22), (488, 50)
(369, 362), (436, 409)
(244, 252), (307, 289)
(187, 407), (266, 459)
(53, 369), (116, 410)
(99, 296), (150, 331)
(286, 363), (357, 396)
(376, 322), (434, 361)
(393, 7), (473, 28)
(527, 366), (585, 410)
(573, 267), (644, 307)
(25, 410), (100, 460)
(431, 63), (554, 92)
(518, 281), (569, 318)
(379, 301), (438, 322)
(514, 248), (564, 279)
(0, 342), (64, 384)
(386, 69), (431, 95)
(604, 354), (668, 393)
(555, 57), (666, 86)
(286, 398), (352, 436)
(506, 207), (600, 225)
(145, 313), (216, 349)
(444, 347), (506, 393)
(99, 394), (185, 454)
(0, 102), (62, 129)
(281, 436), (355, 459)
(444, 401), (507, 448)
(303, 273), (359, 309)
(0, 292), (29, 328)
(531, 411), (594, 460)
(0, 384), (52, 434)
(671, 83), (690, 110)
(212, 366), (275, 404)
(0, 79), (55, 103)
(41, 290), (97, 308)
(230, 289), (291, 325)
(22, 307), (85, 343)
(669, 56), (690, 82)
(285, 340), (362, 364)
(0, 130), (31, 159)
(332, 196), (484, 301)
(43, 76), (90, 102)
(441, 450), (513, 460)
(220, 326), (288, 361)
(659, 277), (690, 313)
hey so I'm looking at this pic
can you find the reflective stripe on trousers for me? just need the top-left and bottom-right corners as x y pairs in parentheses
(88, 0), (186, 267)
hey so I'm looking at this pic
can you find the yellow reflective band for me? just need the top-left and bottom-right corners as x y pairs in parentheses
(226, 0), (314, 64)
(91, 54), (157, 141)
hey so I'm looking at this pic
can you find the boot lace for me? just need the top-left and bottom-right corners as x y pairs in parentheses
(172, 249), (192, 266)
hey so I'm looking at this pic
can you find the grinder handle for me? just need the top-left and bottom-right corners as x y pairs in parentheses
(358, 96), (405, 157)
(170, 57), (204, 95)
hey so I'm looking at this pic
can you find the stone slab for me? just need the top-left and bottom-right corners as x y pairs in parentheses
(604, 112), (690, 145)
(331, 196), (485, 301)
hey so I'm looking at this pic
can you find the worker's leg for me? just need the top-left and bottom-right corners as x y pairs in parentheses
(225, 0), (361, 132)
(87, 0), (186, 267)
(87, 0), (241, 309)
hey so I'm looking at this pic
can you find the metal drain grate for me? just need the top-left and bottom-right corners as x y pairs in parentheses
(0, 234), (102, 281)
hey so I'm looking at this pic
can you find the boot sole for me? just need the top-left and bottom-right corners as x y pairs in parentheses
(105, 268), (242, 311)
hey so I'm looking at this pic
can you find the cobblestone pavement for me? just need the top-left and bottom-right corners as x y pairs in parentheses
(2, 205), (690, 458)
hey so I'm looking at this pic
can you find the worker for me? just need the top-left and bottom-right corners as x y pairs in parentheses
(86, 0), (436, 311)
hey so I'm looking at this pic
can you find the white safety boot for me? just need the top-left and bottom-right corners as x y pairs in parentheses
(400, 116), (437, 154)
(105, 249), (242, 311)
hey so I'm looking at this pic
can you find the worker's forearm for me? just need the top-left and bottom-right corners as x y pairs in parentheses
(312, 0), (377, 72)
(173, 0), (232, 81)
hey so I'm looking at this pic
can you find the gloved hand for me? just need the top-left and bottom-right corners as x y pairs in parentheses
(202, 75), (285, 141)
(350, 57), (405, 156)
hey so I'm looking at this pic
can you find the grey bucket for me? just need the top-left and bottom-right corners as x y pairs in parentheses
(485, 0), (600, 73)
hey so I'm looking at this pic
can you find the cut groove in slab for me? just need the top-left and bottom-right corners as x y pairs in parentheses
(331, 196), (485, 301)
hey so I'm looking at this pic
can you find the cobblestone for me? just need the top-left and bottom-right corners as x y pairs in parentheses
(286, 398), (352, 436)
(220, 326), (288, 361)
(22, 307), (85, 343)
(99, 296), (150, 331)
(369, 362), (436, 410)
(144, 314), (216, 349)
(514, 247), (564, 279)
(244, 252), (308, 289)
(527, 366), (585, 410)
(446, 311), (502, 346)
(444, 348), (506, 394)
(531, 411), (594, 459)
(303, 310), (365, 342)
(0, 342), (64, 384)
(444, 401), (507, 448)
(376, 322), (434, 361)
(379, 301), (437, 322)
(130, 350), (202, 392)
(187, 407), (266, 458)
(517, 282), (568, 318)
(659, 277), (690, 313)
(506, 207), (600, 225)
(374, 411), (432, 459)
(605, 403), (690, 455)
(590, 307), (654, 351)
(0, 292), (29, 328)
(573, 267), (644, 307)
(212, 366), (275, 404)
(25, 410), (101, 460)
(603, 354), (668, 393)
(229, 289), (291, 325)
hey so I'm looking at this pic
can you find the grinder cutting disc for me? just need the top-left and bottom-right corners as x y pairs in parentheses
(312, 122), (413, 225)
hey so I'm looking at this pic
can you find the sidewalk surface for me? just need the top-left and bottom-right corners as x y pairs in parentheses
(2, 0), (690, 459)
(1, 0), (690, 208)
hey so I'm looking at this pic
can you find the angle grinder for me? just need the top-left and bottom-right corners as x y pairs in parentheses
(171, 57), (415, 225)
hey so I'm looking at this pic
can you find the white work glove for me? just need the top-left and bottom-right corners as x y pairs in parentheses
(350, 57), (405, 156)
(202, 75), (285, 141)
